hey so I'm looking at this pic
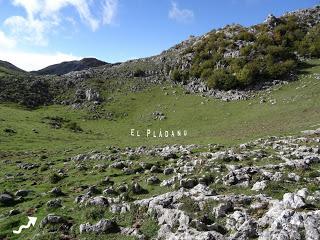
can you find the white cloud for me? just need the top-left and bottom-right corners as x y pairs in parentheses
(3, 0), (111, 46)
(169, 2), (194, 23)
(102, 0), (118, 25)
(42, 0), (99, 31)
(4, 15), (49, 46)
(0, 30), (16, 48)
(0, 47), (82, 71)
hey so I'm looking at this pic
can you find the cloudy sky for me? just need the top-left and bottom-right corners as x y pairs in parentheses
(0, 0), (318, 71)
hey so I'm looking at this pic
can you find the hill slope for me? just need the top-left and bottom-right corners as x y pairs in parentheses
(32, 57), (108, 76)
(0, 60), (25, 76)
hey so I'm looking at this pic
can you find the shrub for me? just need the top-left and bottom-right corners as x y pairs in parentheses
(65, 122), (83, 132)
(235, 30), (255, 41)
(236, 62), (259, 86)
(140, 216), (159, 239)
(189, 15), (318, 90)
(49, 173), (63, 184)
(133, 68), (145, 77)
(85, 207), (106, 220)
(207, 69), (239, 90)
(266, 59), (296, 78)
(170, 69), (189, 83)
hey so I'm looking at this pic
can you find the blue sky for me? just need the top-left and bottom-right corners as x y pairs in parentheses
(0, 0), (318, 71)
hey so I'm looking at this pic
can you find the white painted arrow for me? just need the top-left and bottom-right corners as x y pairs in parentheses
(13, 216), (37, 234)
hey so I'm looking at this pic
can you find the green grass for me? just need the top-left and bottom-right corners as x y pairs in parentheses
(0, 59), (320, 239)
(1, 59), (320, 154)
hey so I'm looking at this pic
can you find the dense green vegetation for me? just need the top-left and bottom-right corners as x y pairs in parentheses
(0, 75), (52, 108)
(188, 16), (320, 90)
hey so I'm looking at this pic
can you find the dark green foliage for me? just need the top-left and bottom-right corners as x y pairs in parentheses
(3, 128), (16, 134)
(43, 116), (69, 129)
(140, 216), (159, 239)
(85, 207), (106, 221)
(190, 17), (320, 90)
(234, 30), (255, 41)
(179, 196), (200, 217)
(170, 69), (189, 83)
(65, 121), (83, 132)
(0, 76), (52, 108)
(133, 68), (145, 77)
(207, 69), (239, 90)
(49, 173), (63, 184)
(308, 170), (320, 178)
(297, 24), (320, 57)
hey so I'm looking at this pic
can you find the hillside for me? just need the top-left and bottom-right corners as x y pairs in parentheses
(0, 60), (25, 77)
(0, 60), (24, 72)
(0, 5), (320, 240)
(1, 6), (319, 109)
(0, 59), (319, 239)
(32, 57), (109, 76)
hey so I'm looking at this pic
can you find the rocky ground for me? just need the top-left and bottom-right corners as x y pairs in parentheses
(1, 129), (319, 239)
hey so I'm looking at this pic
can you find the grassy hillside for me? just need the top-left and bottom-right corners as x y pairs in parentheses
(0, 60), (319, 240)
(0, 59), (319, 155)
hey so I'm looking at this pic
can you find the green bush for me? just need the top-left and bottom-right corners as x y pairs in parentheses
(133, 68), (145, 77)
(49, 173), (63, 184)
(170, 69), (189, 83)
(235, 30), (255, 41)
(207, 69), (239, 90)
(236, 62), (259, 86)
(140, 216), (159, 239)
(298, 24), (320, 57)
(65, 122), (83, 132)
(189, 15), (320, 90)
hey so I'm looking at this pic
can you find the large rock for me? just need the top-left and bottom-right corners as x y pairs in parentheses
(214, 201), (233, 218)
(0, 194), (14, 205)
(79, 219), (119, 234)
(40, 214), (66, 227)
(282, 193), (306, 209)
(85, 196), (109, 207)
(251, 180), (267, 191)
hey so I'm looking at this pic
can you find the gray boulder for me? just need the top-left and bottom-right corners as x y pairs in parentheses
(80, 219), (119, 234)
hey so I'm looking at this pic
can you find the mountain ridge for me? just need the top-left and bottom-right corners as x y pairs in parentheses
(0, 60), (25, 73)
(31, 57), (109, 76)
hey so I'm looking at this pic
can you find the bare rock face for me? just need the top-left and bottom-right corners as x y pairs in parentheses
(88, 196), (109, 206)
(282, 193), (306, 209)
(251, 180), (267, 191)
(74, 88), (101, 105)
(80, 219), (119, 234)
(40, 214), (66, 227)
(264, 14), (281, 28)
(85, 88), (100, 102)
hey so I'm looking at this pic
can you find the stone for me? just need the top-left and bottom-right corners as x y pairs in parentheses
(214, 201), (233, 218)
(103, 187), (117, 195)
(283, 193), (306, 209)
(0, 194), (14, 205)
(180, 178), (198, 189)
(147, 176), (160, 185)
(288, 173), (301, 182)
(79, 219), (119, 234)
(251, 180), (267, 191)
(49, 187), (64, 196)
(86, 196), (109, 207)
(131, 182), (146, 194)
(40, 214), (65, 227)
(9, 209), (20, 216)
(15, 190), (30, 197)
(46, 199), (62, 208)
(163, 167), (174, 175)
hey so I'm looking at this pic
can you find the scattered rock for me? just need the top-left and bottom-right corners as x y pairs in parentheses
(79, 219), (119, 234)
